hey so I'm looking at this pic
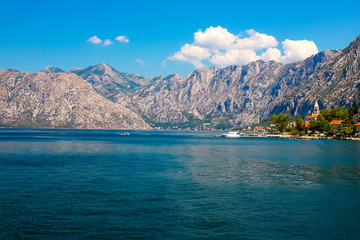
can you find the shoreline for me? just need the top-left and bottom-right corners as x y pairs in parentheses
(261, 134), (360, 141)
(1, 127), (360, 141)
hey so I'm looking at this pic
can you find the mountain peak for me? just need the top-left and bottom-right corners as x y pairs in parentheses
(7, 68), (19, 72)
(41, 66), (64, 73)
(164, 73), (181, 80)
(97, 62), (110, 68)
(350, 35), (360, 45)
(90, 62), (116, 74)
(342, 34), (360, 56)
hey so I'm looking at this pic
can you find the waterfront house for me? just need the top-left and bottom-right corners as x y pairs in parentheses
(329, 120), (343, 130)
(254, 126), (265, 131)
(305, 114), (318, 120)
(353, 122), (360, 131)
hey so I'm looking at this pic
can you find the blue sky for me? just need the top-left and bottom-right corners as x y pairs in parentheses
(1, 0), (359, 77)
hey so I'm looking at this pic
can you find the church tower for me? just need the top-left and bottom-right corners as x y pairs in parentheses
(314, 100), (320, 115)
(305, 100), (320, 121)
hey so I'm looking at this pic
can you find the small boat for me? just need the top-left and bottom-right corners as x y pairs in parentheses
(121, 131), (130, 136)
(221, 131), (243, 138)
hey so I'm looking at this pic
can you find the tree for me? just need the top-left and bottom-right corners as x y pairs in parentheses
(348, 100), (359, 123)
(327, 127), (335, 136)
(317, 113), (331, 132)
(330, 107), (348, 121)
(271, 113), (290, 132)
(287, 126), (298, 135)
(309, 113), (331, 133)
(353, 100), (359, 113)
(309, 120), (320, 132)
(320, 109), (331, 122)
(295, 117), (305, 131)
(336, 126), (353, 137)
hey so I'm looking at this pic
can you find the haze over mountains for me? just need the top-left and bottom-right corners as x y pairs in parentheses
(0, 35), (359, 129)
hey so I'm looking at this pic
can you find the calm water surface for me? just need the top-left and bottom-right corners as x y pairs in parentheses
(0, 129), (359, 239)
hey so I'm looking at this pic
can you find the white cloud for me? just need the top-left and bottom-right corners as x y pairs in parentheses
(116, 35), (130, 43)
(210, 49), (260, 67)
(194, 26), (237, 50)
(168, 44), (211, 68)
(87, 35), (102, 44)
(261, 48), (282, 62)
(136, 58), (145, 64)
(246, 29), (256, 35)
(103, 39), (112, 46)
(167, 26), (318, 68)
(233, 32), (278, 50)
(281, 39), (318, 63)
(161, 60), (166, 67)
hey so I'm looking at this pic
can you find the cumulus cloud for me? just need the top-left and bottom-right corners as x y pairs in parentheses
(87, 35), (102, 44)
(194, 26), (237, 50)
(281, 39), (318, 63)
(167, 26), (318, 68)
(103, 39), (112, 46)
(168, 44), (211, 68)
(261, 48), (282, 62)
(246, 29), (256, 35)
(233, 31), (278, 50)
(210, 49), (260, 66)
(116, 35), (130, 43)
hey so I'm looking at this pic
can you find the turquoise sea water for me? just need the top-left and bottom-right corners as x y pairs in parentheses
(0, 129), (359, 239)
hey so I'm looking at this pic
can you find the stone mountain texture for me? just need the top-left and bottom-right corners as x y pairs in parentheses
(1, 35), (359, 128)
(41, 66), (64, 74)
(0, 70), (150, 129)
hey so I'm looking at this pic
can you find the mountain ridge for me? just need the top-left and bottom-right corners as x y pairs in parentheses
(1, 34), (359, 128)
(0, 70), (150, 129)
(41, 66), (64, 74)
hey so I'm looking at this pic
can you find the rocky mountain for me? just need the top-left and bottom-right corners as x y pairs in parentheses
(7, 69), (19, 73)
(279, 37), (360, 116)
(1, 35), (359, 129)
(69, 63), (187, 123)
(78, 35), (359, 127)
(69, 63), (150, 101)
(41, 66), (64, 74)
(0, 70), (150, 129)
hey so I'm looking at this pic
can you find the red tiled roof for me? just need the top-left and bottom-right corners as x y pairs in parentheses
(353, 114), (359, 117)
(305, 114), (318, 119)
(304, 121), (310, 128)
(329, 120), (343, 125)
(353, 122), (360, 126)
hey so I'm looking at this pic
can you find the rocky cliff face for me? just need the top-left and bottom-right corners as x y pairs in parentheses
(71, 64), (188, 123)
(127, 35), (359, 126)
(270, 37), (360, 118)
(0, 70), (150, 129)
(1, 35), (359, 128)
(41, 66), (64, 73)
(69, 63), (150, 100)
(171, 61), (285, 125)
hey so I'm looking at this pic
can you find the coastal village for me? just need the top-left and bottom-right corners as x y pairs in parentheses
(244, 100), (360, 140)
(151, 99), (360, 141)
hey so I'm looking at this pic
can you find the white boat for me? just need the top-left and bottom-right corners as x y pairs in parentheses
(221, 131), (243, 138)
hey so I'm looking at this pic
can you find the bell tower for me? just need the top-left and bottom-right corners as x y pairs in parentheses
(314, 100), (320, 115)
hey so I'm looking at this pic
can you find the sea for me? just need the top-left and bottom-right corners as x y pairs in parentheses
(0, 128), (359, 239)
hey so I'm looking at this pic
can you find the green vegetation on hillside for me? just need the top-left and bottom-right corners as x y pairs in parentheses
(269, 100), (359, 137)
